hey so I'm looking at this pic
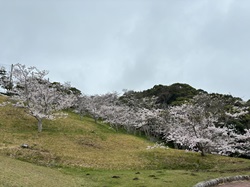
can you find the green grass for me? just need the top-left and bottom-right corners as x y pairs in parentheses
(1, 156), (249, 187)
(0, 95), (250, 187)
(0, 155), (95, 187)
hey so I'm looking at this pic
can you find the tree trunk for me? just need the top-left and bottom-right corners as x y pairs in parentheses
(200, 149), (206, 156)
(197, 143), (206, 156)
(37, 118), (43, 133)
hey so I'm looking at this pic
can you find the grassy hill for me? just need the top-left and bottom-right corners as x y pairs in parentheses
(0, 95), (250, 187)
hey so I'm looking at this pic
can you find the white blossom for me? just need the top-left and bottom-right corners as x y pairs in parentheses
(10, 64), (76, 132)
(164, 101), (250, 156)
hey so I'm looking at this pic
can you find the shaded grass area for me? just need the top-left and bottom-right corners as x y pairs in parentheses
(0, 95), (250, 187)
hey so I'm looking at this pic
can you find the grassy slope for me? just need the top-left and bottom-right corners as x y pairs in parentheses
(0, 155), (95, 187)
(0, 95), (250, 187)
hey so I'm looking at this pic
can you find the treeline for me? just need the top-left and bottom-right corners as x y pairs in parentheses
(75, 89), (250, 157)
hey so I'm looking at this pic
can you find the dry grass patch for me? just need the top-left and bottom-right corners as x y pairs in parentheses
(0, 101), (152, 169)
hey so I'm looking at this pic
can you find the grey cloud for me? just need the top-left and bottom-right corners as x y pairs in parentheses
(0, 0), (250, 99)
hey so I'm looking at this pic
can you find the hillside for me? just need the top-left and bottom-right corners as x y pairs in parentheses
(121, 83), (249, 107)
(142, 83), (201, 105)
(0, 95), (250, 187)
(120, 83), (250, 134)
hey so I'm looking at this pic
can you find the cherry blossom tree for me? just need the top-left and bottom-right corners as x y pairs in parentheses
(76, 92), (164, 136)
(99, 103), (163, 135)
(222, 105), (250, 156)
(215, 128), (250, 157)
(76, 93), (119, 123)
(100, 104), (134, 131)
(164, 95), (250, 156)
(164, 103), (219, 156)
(234, 129), (250, 157)
(11, 63), (76, 132)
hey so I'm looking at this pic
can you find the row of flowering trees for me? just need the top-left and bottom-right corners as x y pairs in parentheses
(0, 64), (249, 157)
(75, 92), (250, 157)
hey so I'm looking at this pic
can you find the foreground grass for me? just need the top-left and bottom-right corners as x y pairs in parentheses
(0, 155), (94, 187)
(0, 95), (250, 187)
(1, 155), (249, 187)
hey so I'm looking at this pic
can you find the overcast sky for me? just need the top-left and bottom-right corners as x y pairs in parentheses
(1, 0), (250, 99)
